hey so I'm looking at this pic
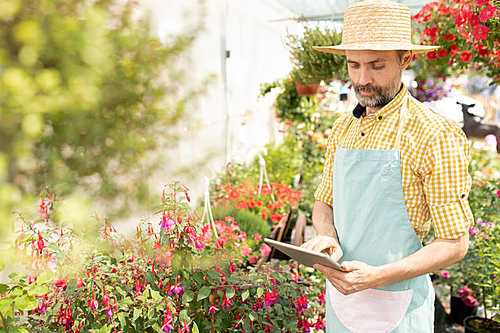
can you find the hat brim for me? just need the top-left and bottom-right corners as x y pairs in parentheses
(313, 43), (440, 55)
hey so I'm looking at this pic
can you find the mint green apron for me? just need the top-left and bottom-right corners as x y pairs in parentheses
(325, 96), (435, 333)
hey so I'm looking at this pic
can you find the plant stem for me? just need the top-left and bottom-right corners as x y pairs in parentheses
(482, 286), (487, 319)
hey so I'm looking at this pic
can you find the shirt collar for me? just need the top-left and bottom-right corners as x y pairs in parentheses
(352, 84), (408, 119)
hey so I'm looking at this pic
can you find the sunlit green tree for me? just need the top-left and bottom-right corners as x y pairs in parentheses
(0, 0), (209, 241)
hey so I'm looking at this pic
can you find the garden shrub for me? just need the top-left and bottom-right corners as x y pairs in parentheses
(0, 183), (326, 332)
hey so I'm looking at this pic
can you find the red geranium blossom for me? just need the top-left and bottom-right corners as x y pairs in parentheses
(471, 24), (490, 40)
(445, 33), (456, 41)
(474, 0), (490, 6)
(469, 14), (480, 27)
(479, 5), (497, 22)
(460, 50), (472, 62)
(438, 49), (449, 58)
(427, 51), (437, 60)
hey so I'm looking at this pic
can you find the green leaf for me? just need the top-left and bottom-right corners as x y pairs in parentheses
(133, 308), (141, 322)
(9, 288), (23, 297)
(15, 295), (37, 311)
(145, 271), (155, 285)
(243, 320), (250, 332)
(28, 285), (48, 296)
(242, 290), (250, 302)
(182, 290), (194, 303)
(179, 309), (189, 322)
(207, 271), (220, 279)
(257, 287), (264, 298)
(118, 312), (126, 328)
(184, 321), (196, 333)
(37, 270), (54, 285)
(64, 279), (77, 299)
(197, 286), (211, 301)
(249, 313), (255, 322)
(226, 287), (235, 300)
(0, 284), (9, 295)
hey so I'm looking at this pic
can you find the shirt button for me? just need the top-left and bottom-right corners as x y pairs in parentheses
(461, 194), (465, 198)
(361, 132), (365, 136)
(378, 116), (383, 120)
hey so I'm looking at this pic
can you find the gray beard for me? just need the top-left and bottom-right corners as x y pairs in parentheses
(353, 69), (402, 108)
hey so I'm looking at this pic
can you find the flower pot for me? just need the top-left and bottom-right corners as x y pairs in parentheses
(450, 296), (478, 325)
(463, 315), (500, 333)
(294, 82), (319, 96)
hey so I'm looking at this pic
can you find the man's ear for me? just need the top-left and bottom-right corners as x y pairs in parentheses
(402, 50), (412, 70)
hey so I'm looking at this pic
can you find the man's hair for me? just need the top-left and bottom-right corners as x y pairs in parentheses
(396, 50), (409, 65)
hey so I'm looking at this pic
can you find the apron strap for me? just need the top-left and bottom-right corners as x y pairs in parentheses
(338, 93), (411, 150)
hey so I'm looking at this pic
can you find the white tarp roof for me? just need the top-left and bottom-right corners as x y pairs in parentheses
(270, 0), (433, 21)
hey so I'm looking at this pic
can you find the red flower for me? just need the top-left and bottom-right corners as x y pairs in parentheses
(438, 6), (450, 15)
(469, 14), (480, 27)
(455, 13), (466, 26)
(445, 33), (456, 41)
(474, 0), (490, 6)
(427, 51), (437, 60)
(471, 24), (490, 40)
(460, 50), (472, 62)
(479, 5), (497, 22)
(460, 4), (472, 20)
(438, 49), (449, 58)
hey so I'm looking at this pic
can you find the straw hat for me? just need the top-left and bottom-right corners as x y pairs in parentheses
(313, 0), (439, 55)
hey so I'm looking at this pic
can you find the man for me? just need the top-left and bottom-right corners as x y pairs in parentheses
(301, 0), (473, 332)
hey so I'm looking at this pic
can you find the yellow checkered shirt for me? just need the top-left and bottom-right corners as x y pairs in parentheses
(315, 86), (474, 240)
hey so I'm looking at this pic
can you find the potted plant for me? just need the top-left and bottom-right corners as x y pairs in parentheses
(285, 26), (348, 93)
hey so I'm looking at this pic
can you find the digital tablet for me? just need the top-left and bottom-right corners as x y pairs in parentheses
(265, 238), (345, 271)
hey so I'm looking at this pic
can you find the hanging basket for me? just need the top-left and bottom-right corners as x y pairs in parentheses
(294, 82), (319, 96)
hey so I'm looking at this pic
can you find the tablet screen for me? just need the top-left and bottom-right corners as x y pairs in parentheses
(265, 238), (344, 271)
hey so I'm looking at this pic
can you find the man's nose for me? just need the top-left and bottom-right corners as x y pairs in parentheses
(358, 68), (373, 86)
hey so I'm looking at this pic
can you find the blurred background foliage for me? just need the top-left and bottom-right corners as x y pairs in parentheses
(0, 0), (210, 241)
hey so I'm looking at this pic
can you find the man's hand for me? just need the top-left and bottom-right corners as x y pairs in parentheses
(314, 261), (381, 295)
(301, 235), (343, 262)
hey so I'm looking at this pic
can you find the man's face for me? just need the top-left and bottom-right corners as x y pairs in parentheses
(345, 50), (406, 108)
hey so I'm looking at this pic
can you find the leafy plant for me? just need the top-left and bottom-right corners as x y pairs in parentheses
(285, 26), (347, 85)
(0, 183), (326, 332)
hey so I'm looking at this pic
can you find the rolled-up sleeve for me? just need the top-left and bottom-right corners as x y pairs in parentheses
(422, 129), (474, 239)
(314, 133), (336, 206)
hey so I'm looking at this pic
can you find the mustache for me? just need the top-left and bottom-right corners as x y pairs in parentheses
(354, 84), (382, 94)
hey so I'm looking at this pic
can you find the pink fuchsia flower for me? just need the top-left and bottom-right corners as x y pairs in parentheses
(497, 190), (500, 199)
(239, 244), (252, 256)
(441, 270), (451, 279)
(89, 291), (99, 310)
(479, 5), (496, 22)
(106, 307), (113, 317)
(253, 233), (262, 242)
(195, 240), (204, 249)
(172, 284), (184, 294)
(259, 244), (271, 256)
(221, 294), (233, 308)
(470, 227), (477, 236)
(249, 256), (258, 264)
(209, 299), (219, 314)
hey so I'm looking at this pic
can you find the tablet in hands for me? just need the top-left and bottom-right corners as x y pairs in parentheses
(265, 238), (345, 271)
